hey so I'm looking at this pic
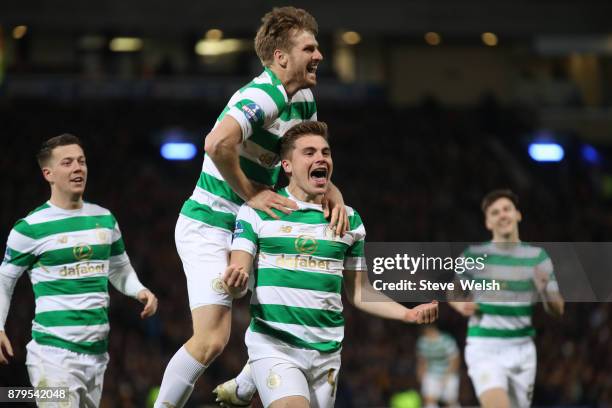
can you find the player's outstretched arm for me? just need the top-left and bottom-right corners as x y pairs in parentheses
(222, 250), (254, 299)
(343, 270), (438, 324)
(448, 301), (478, 317)
(534, 266), (564, 318)
(136, 289), (158, 319)
(0, 273), (18, 364)
(108, 263), (158, 319)
(204, 116), (297, 219)
(0, 331), (13, 364)
(322, 182), (349, 236)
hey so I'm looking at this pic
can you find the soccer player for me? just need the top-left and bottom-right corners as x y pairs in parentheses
(0, 134), (158, 407)
(222, 121), (439, 408)
(416, 325), (460, 408)
(449, 189), (564, 408)
(155, 7), (349, 408)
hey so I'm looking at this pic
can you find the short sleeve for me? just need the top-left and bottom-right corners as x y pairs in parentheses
(226, 84), (286, 142)
(231, 206), (261, 256)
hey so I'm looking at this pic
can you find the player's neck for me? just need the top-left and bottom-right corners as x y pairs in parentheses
(492, 231), (520, 243)
(49, 191), (84, 210)
(269, 66), (300, 99)
(287, 184), (324, 204)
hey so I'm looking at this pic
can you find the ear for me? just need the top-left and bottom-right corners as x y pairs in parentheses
(41, 167), (53, 184)
(273, 48), (288, 69)
(516, 210), (522, 223)
(281, 158), (292, 174)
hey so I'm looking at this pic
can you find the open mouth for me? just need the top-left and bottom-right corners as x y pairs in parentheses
(70, 177), (84, 183)
(310, 167), (328, 186)
(306, 64), (318, 74)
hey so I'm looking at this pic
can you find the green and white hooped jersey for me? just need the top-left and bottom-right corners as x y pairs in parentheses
(461, 242), (557, 344)
(232, 189), (366, 353)
(0, 202), (131, 354)
(416, 332), (459, 375)
(181, 68), (317, 231)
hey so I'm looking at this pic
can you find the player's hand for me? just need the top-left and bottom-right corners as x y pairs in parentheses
(322, 186), (348, 236)
(136, 289), (158, 319)
(247, 189), (297, 219)
(0, 331), (14, 364)
(222, 264), (249, 299)
(533, 266), (549, 293)
(405, 301), (439, 324)
(455, 301), (478, 317)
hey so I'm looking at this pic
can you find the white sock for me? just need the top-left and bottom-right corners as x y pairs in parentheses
(154, 346), (207, 408)
(235, 363), (257, 400)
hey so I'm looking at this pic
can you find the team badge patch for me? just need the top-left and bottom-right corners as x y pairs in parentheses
(241, 103), (264, 126)
(212, 277), (225, 294)
(267, 370), (281, 389)
(233, 221), (244, 239)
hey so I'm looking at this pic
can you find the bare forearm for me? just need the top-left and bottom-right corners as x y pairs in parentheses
(541, 291), (564, 318)
(207, 144), (258, 201)
(0, 274), (18, 332)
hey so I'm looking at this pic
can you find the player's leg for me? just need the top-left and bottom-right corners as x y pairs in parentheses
(507, 341), (536, 408)
(464, 343), (510, 408)
(421, 373), (443, 408)
(250, 357), (310, 408)
(82, 351), (109, 408)
(155, 216), (234, 408)
(269, 396), (310, 408)
(308, 350), (341, 408)
(479, 388), (511, 408)
(25, 341), (84, 407)
(440, 373), (460, 408)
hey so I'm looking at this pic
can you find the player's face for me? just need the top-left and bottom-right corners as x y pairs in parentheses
(286, 30), (323, 89)
(43, 144), (87, 197)
(283, 135), (332, 197)
(485, 197), (521, 238)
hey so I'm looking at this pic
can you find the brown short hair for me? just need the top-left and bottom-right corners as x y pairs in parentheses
(280, 121), (328, 159)
(481, 189), (519, 214)
(255, 7), (318, 66)
(36, 133), (83, 168)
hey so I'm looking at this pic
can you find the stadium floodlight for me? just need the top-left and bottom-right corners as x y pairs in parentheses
(528, 143), (564, 162)
(581, 144), (601, 165)
(161, 142), (197, 161)
(109, 37), (143, 52)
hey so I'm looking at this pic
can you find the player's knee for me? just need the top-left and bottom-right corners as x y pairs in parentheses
(188, 334), (228, 363)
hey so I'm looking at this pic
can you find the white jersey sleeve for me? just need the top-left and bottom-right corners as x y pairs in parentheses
(231, 205), (262, 256)
(225, 82), (287, 142)
(344, 208), (367, 272)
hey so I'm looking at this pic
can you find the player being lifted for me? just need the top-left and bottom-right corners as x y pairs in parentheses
(155, 7), (349, 408)
(450, 190), (564, 408)
(416, 325), (461, 408)
(0, 134), (158, 407)
(223, 121), (439, 408)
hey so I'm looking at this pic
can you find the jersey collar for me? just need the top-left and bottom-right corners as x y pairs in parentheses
(264, 67), (289, 103)
(280, 187), (323, 212)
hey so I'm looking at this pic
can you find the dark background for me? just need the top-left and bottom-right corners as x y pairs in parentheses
(1, 1), (612, 406)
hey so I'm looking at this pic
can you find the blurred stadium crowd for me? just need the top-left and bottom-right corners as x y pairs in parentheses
(1, 96), (611, 407)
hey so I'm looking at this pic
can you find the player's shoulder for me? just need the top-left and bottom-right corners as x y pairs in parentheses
(519, 242), (549, 258)
(16, 202), (55, 231)
(242, 70), (289, 108)
(345, 206), (364, 230)
(237, 203), (260, 220)
(292, 88), (316, 102)
(82, 202), (114, 218)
